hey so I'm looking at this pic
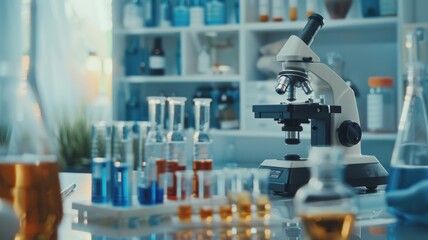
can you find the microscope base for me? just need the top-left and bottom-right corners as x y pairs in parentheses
(259, 158), (389, 194)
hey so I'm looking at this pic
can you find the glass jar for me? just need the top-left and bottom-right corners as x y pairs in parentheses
(294, 147), (357, 240)
(367, 76), (395, 132)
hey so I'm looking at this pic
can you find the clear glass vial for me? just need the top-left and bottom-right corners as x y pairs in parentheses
(166, 97), (187, 200)
(192, 98), (213, 197)
(140, 96), (167, 205)
(294, 147), (357, 240)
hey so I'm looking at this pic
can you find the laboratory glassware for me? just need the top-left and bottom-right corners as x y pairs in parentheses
(192, 98), (213, 197)
(166, 97), (187, 200)
(176, 170), (194, 223)
(294, 147), (357, 240)
(252, 168), (271, 220)
(91, 121), (111, 203)
(235, 169), (253, 222)
(197, 170), (214, 222)
(367, 76), (395, 132)
(387, 28), (428, 221)
(139, 96), (166, 205)
(111, 122), (134, 207)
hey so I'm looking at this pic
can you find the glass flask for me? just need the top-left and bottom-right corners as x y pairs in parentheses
(91, 121), (112, 203)
(138, 96), (166, 205)
(192, 98), (213, 197)
(294, 147), (357, 240)
(386, 28), (428, 221)
(166, 97), (187, 200)
(111, 122), (134, 207)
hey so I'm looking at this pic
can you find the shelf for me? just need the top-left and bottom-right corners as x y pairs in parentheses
(244, 17), (398, 32)
(210, 130), (397, 141)
(114, 24), (240, 36)
(122, 75), (241, 83)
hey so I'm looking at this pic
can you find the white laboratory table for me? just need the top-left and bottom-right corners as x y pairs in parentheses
(58, 172), (428, 240)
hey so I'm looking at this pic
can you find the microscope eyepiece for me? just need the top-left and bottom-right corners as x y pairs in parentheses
(297, 13), (324, 46)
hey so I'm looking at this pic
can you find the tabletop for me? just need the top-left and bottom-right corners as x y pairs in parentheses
(58, 172), (428, 240)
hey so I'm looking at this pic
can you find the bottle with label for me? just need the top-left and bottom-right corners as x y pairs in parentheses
(289, 0), (298, 21)
(173, 0), (190, 26)
(190, 0), (205, 26)
(206, 0), (226, 25)
(295, 147), (357, 240)
(123, 0), (144, 29)
(259, 0), (270, 22)
(366, 76), (395, 132)
(149, 37), (166, 76)
(160, 0), (172, 27)
(306, 0), (318, 17)
(272, 0), (284, 22)
(143, 0), (158, 27)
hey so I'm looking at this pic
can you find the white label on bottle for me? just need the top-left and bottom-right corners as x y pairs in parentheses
(367, 94), (384, 131)
(272, 0), (285, 19)
(149, 56), (165, 69)
(221, 120), (239, 130)
(259, 0), (270, 16)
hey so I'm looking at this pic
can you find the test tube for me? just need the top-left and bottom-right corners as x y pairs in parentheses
(137, 161), (160, 205)
(235, 169), (252, 222)
(111, 122), (134, 207)
(253, 169), (271, 220)
(91, 122), (111, 203)
(135, 121), (150, 170)
(197, 170), (214, 222)
(176, 170), (194, 223)
(213, 169), (233, 223)
(166, 97), (187, 201)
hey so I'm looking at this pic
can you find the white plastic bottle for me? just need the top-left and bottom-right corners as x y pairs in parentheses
(198, 46), (211, 74)
(123, 0), (143, 29)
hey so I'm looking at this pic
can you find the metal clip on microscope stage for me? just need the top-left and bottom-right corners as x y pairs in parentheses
(253, 14), (388, 194)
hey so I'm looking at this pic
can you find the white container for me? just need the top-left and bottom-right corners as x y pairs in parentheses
(367, 76), (395, 132)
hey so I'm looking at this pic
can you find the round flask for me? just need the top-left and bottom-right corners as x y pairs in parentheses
(294, 147), (357, 240)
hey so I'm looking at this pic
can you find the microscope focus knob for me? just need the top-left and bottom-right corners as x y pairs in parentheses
(337, 120), (362, 147)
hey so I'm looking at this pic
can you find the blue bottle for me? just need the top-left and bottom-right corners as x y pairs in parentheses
(173, 0), (190, 27)
(361, 0), (380, 17)
(126, 88), (142, 121)
(160, 0), (172, 27)
(205, 0), (225, 25)
(143, 0), (158, 27)
(176, 38), (182, 75)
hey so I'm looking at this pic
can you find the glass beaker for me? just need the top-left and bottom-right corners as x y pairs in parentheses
(166, 97), (187, 200)
(192, 98), (213, 197)
(111, 122), (134, 207)
(387, 28), (428, 221)
(294, 147), (357, 240)
(142, 96), (167, 204)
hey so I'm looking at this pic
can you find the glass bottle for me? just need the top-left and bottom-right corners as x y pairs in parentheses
(111, 122), (134, 207)
(149, 37), (165, 76)
(126, 88), (142, 121)
(294, 147), (357, 240)
(258, 0), (270, 22)
(386, 28), (428, 221)
(306, 0), (318, 17)
(139, 96), (166, 205)
(173, 0), (190, 27)
(123, 0), (143, 29)
(190, 0), (205, 26)
(160, 0), (172, 27)
(206, 0), (226, 25)
(289, 0), (298, 21)
(192, 98), (213, 197)
(91, 121), (111, 204)
(166, 97), (187, 200)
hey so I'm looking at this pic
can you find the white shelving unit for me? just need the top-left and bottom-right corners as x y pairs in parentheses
(111, 0), (423, 147)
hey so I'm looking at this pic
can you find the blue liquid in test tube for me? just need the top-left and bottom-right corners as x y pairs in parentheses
(138, 181), (157, 205)
(112, 162), (131, 207)
(91, 157), (111, 203)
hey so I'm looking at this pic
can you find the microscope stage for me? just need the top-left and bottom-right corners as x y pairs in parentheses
(260, 158), (389, 194)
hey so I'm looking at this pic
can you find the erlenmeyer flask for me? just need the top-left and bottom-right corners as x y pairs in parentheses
(387, 28), (428, 221)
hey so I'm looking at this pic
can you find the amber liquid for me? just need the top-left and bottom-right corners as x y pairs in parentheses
(166, 161), (186, 200)
(192, 159), (212, 198)
(255, 195), (271, 220)
(177, 205), (193, 223)
(300, 212), (356, 240)
(199, 207), (214, 222)
(156, 159), (166, 181)
(219, 204), (233, 223)
(289, 7), (297, 21)
(236, 192), (252, 222)
(0, 161), (63, 240)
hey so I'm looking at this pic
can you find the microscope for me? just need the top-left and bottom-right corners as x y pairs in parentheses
(253, 14), (388, 194)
